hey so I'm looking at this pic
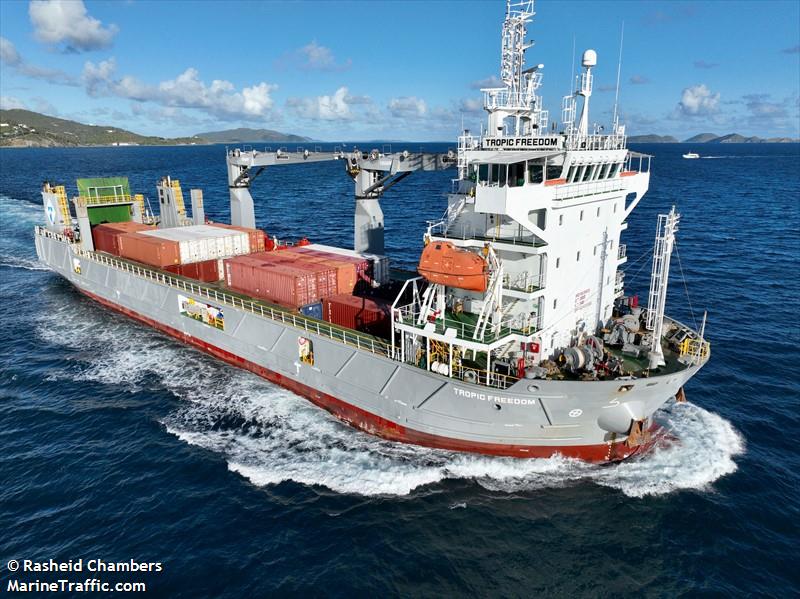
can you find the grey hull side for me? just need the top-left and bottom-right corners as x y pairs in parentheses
(35, 233), (703, 456)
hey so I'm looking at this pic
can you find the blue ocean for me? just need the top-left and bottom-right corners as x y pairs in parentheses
(1, 142), (798, 596)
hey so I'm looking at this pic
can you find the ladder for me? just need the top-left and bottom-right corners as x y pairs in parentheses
(646, 206), (680, 367)
(133, 193), (146, 219)
(170, 180), (186, 216)
(54, 185), (70, 231)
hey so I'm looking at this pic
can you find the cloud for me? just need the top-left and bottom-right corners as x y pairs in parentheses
(458, 98), (483, 114)
(0, 37), (20, 65)
(286, 86), (364, 121)
(81, 59), (278, 119)
(629, 75), (650, 85)
(693, 60), (719, 69)
(0, 36), (79, 85)
(782, 45), (800, 54)
(470, 75), (502, 89)
(276, 41), (351, 72)
(29, 0), (118, 52)
(31, 96), (58, 115)
(130, 104), (206, 127)
(0, 95), (27, 110)
(676, 84), (720, 117)
(388, 96), (427, 119)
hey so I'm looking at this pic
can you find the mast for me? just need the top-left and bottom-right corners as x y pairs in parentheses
(646, 206), (680, 368)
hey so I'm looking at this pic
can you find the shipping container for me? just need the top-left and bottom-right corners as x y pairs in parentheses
(305, 243), (390, 285)
(209, 223), (267, 253)
(92, 221), (154, 256)
(140, 224), (250, 264)
(224, 254), (338, 308)
(117, 232), (181, 267)
(299, 302), (323, 320)
(164, 259), (222, 282)
(322, 294), (391, 337)
(245, 251), (338, 299)
(283, 247), (360, 294)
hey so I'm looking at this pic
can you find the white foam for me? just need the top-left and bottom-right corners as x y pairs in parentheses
(0, 255), (49, 271)
(34, 277), (745, 499)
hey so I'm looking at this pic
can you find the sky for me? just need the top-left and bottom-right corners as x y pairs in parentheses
(1, 0), (798, 141)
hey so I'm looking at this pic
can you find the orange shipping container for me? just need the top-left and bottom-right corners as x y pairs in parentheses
(224, 254), (337, 308)
(164, 259), (222, 282)
(117, 232), (181, 267)
(285, 247), (360, 294)
(92, 221), (154, 256)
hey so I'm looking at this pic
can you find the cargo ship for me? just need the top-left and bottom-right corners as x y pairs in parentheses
(34, 0), (710, 462)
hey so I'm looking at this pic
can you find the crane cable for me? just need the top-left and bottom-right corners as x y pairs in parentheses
(673, 240), (699, 331)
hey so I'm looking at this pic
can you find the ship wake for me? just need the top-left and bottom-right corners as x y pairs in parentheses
(36, 295), (744, 499)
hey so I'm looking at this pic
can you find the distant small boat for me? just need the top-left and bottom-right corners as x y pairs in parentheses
(683, 152), (700, 159)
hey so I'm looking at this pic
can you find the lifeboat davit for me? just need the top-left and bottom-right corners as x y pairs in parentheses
(417, 241), (488, 292)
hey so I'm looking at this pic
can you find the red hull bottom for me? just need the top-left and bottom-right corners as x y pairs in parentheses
(78, 288), (653, 463)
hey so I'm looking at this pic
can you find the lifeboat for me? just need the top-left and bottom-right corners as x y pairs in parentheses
(417, 241), (488, 292)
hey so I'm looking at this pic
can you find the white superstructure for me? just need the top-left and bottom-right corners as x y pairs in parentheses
(395, 0), (652, 377)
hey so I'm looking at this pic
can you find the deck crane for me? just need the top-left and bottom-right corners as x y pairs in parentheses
(225, 147), (456, 254)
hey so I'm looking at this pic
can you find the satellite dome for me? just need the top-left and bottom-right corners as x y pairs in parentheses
(582, 49), (597, 67)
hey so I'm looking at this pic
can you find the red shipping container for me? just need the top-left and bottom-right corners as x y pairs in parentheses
(322, 294), (391, 337)
(92, 221), (154, 256)
(164, 259), (221, 282)
(117, 232), (181, 267)
(209, 223), (267, 253)
(265, 252), (339, 297)
(286, 247), (362, 293)
(224, 254), (337, 308)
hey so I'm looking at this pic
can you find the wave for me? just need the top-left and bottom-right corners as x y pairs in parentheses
(36, 294), (745, 499)
(0, 254), (49, 271)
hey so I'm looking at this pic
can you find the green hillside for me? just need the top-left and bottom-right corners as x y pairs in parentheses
(195, 127), (312, 143)
(0, 109), (204, 147)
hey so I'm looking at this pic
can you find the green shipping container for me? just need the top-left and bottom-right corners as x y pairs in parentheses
(88, 204), (132, 225)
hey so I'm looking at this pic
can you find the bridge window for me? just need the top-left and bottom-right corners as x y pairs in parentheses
(596, 207), (601, 217)
(487, 163), (506, 186)
(546, 165), (563, 181)
(582, 165), (593, 182)
(566, 166), (575, 183)
(478, 164), (489, 185)
(528, 161), (544, 184)
(508, 161), (525, 187)
(580, 210), (584, 221)
(556, 257), (560, 268)
(559, 214), (564, 226)
(576, 250), (581, 261)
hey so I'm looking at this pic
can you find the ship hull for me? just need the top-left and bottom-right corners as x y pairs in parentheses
(36, 230), (703, 463)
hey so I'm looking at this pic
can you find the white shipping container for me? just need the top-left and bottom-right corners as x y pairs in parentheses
(143, 225), (249, 264)
(306, 243), (390, 285)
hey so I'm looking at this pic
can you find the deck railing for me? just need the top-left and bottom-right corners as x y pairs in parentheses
(36, 226), (394, 359)
(37, 226), (529, 391)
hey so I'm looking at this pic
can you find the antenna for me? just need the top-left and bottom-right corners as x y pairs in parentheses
(569, 34), (576, 95)
(612, 21), (624, 132)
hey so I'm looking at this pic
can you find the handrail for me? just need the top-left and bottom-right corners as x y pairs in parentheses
(37, 225), (531, 391)
(35, 226), (393, 359)
(76, 194), (133, 206)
